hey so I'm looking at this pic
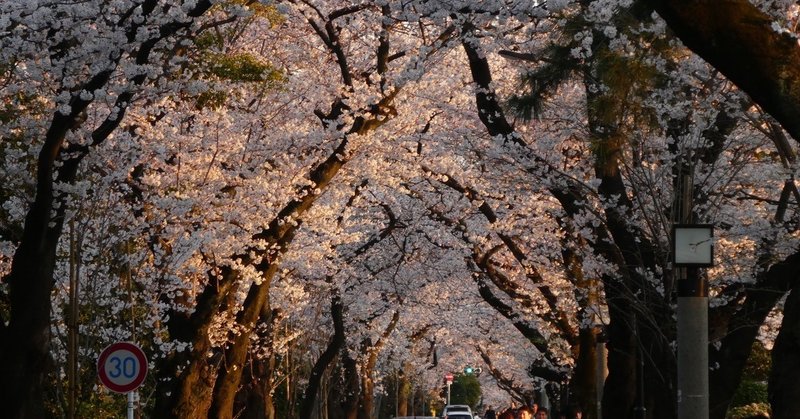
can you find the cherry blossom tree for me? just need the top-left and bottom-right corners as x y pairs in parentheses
(0, 1), (217, 417)
(3, 1), (800, 419)
(456, 1), (800, 417)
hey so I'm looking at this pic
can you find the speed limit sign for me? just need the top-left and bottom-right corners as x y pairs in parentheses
(97, 342), (148, 393)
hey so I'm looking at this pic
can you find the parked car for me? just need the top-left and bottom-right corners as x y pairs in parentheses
(443, 404), (473, 418)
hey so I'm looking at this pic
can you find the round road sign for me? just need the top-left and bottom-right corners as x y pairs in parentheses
(97, 342), (148, 393)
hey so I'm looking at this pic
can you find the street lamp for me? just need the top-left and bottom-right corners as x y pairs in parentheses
(673, 224), (713, 419)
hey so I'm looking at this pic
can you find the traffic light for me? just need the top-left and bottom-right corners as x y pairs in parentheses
(464, 366), (474, 375)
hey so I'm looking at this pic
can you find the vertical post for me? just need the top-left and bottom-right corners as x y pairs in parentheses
(125, 243), (138, 419)
(127, 391), (135, 419)
(633, 314), (646, 419)
(539, 387), (550, 412)
(447, 382), (451, 405)
(395, 372), (399, 418)
(676, 172), (709, 419)
(68, 221), (78, 419)
(411, 383), (415, 415)
(677, 267), (708, 419)
(595, 338), (605, 419)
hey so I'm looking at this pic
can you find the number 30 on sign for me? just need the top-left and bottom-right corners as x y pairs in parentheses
(97, 342), (148, 393)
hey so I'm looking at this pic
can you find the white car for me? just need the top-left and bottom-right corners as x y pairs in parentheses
(443, 404), (473, 418)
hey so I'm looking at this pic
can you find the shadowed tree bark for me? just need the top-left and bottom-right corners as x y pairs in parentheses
(298, 295), (345, 419)
(462, 29), (661, 419)
(357, 311), (400, 419)
(645, 2), (800, 416)
(769, 281), (800, 419)
(0, 2), (213, 417)
(158, 4), (410, 415)
(647, 0), (800, 143)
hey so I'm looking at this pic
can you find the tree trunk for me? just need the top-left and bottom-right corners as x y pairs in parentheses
(299, 294), (345, 419)
(461, 32), (648, 417)
(562, 219), (601, 419)
(397, 369), (410, 417)
(769, 281), (800, 419)
(0, 108), (105, 419)
(0, 3), (213, 416)
(239, 349), (278, 419)
(0, 216), (60, 419)
(581, 23), (683, 418)
(708, 251), (800, 419)
(163, 132), (351, 417)
(155, 267), (239, 418)
(341, 354), (360, 419)
(647, 0), (800, 143)
(211, 269), (276, 419)
(571, 328), (600, 419)
(600, 304), (638, 419)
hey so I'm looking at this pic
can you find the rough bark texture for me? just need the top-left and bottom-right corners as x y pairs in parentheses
(0, 62), (123, 419)
(236, 307), (279, 419)
(397, 370), (411, 416)
(298, 295), (345, 419)
(708, 252), (799, 419)
(770, 282), (800, 419)
(0, 2), (212, 417)
(584, 28), (676, 419)
(571, 328), (600, 419)
(565, 236), (602, 419)
(648, 0), (800, 143)
(237, 355), (278, 419)
(160, 86), (397, 416)
(0, 136), (65, 418)
(156, 267), (238, 417)
(463, 31), (652, 418)
(210, 265), (277, 419)
(340, 354), (360, 419)
(162, 135), (350, 417)
(358, 311), (399, 419)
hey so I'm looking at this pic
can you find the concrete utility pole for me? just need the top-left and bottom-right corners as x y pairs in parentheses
(595, 336), (606, 419)
(677, 275), (708, 419)
(675, 172), (711, 419)
(447, 382), (451, 405)
(445, 373), (453, 406)
(633, 313), (646, 419)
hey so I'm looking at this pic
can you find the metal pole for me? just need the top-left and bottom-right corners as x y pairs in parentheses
(68, 221), (77, 419)
(595, 339), (605, 419)
(633, 314), (646, 419)
(127, 391), (135, 419)
(678, 267), (708, 419)
(676, 173), (709, 419)
(447, 382), (451, 405)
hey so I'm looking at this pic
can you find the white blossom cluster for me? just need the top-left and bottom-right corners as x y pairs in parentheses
(1, 0), (798, 411)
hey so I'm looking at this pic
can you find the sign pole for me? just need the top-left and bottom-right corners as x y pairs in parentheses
(127, 391), (135, 419)
(98, 341), (148, 419)
(444, 373), (453, 405)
